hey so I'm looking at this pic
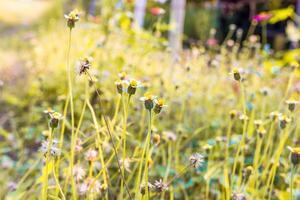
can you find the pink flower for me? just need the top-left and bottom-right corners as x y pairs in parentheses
(252, 12), (272, 23)
(206, 38), (218, 46)
(150, 7), (165, 16)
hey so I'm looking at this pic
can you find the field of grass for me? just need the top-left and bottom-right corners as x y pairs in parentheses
(0, 3), (300, 200)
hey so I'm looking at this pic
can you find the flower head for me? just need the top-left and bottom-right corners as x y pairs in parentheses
(73, 165), (86, 182)
(279, 115), (291, 129)
(140, 94), (157, 110)
(77, 56), (93, 75)
(152, 179), (168, 192)
(40, 139), (61, 158)
(126, 79), (141, 95)
(231, 192), (246, 200)
(64, 9), (80, 29)
(230, 68), (241, 81)
(285, 99), (299, 112)
(85, 149), (98, 162)
(79, 177), (102, 195)
(252, 12), (272, 23)
(189, 153), (204, 169)
(154, 98), (167, 114)
(287, 146), (300, 166)
(47, 112), (63, 129)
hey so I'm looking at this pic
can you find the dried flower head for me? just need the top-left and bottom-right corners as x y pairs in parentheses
(152, 179), (168, 192)
(287, 146), (300, 166)
(140, 94), (157, 110)
(285, 99), (299, 112)
(77, 56), (93, 75)
(64, 9), (80, 29)
(73, 165), (86, 182)
(189, 153), (204, 168)
(154, 98), (167, 114)
(85, 149), (98, 162)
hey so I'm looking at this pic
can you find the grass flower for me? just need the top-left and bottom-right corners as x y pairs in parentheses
(189, 153), (204, 169)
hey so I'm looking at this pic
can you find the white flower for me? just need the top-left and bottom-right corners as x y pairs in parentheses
(73, 165), (86, 182)
(189, 153), (204, 168)
(85, 149), (98, 162)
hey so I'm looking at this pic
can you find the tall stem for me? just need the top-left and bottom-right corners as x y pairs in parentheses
(42, 128), (54, 200)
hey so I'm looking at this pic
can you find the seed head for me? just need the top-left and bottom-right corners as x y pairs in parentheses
(189, 153), (204, 169)
(77, 56), (93, 75)
(64, 9), (80, 29)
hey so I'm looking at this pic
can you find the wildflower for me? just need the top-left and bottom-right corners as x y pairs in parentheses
(79, 178), (102, 195)
(126, 79), (140, 95)
(75, 138), (83, 152)
(73, 165), (86, 182)
(150, 7), (165, 16)
(260, 87), (270, 96)
(231, 192), (246, 200)
(40, 140), (61, 158)
(230, 68), (241, 81)
(48, 112), (63, 129)
(152, 179), (168, 192)
(115, 80), (124, 94)
(118, 72), (127, 80)
(229, 24), (236, 31)
(254, 119), (263, 128)
(77, 56), (93, 75)
(287, 146), (300, 166)
(162, 131), (177, 142)
(154, 98), (167, 114)
(257, 126), (267, 138)
(85, 149), (98, 162)
(152, 133), (161, 146)
(140, 94), (156, 110)
(269, 111), (282, 120)
(239, 114), (249, 121)
(285, 99), (299, 112)
(119, 158), (131, 172)
(279, 115), (291, 129)
(64, 9), (80, 29)
(140, 182), (154, 195)
(242, 166), (253, 183)
(229, 110), (239, 119)
(43, 108), (55, 116)
(189, 153), (204, 169)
